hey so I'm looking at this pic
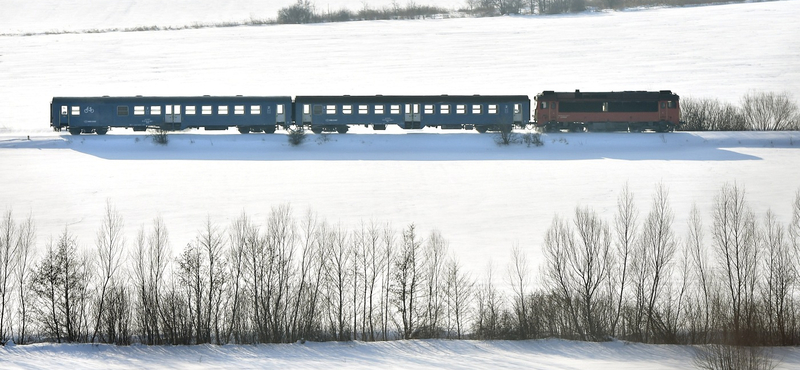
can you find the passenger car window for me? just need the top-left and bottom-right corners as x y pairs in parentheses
(186, 106), (196, 115)
(117, 106), (129, 116)
(375, 105), (384, 114)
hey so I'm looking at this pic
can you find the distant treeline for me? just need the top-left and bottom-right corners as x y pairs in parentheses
(1, 182), (800, 352)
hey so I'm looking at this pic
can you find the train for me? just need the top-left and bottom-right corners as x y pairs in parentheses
(50, 90), (680, 135)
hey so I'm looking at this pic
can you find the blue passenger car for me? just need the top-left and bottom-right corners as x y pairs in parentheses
(294, 95), (530, 133)
(51, 96), (293, 134)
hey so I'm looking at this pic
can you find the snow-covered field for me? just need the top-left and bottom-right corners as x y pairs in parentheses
(2, 338), (799, 370)
(1, 0), (799, 368)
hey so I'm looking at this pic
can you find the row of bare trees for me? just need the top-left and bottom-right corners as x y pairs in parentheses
(681, 91), (799, 131)
(2, 183), (800, 346)
(533, 183), (800, 346)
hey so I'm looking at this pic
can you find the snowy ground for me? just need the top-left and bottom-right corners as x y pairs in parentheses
(2, 338), (800, 370)
(0, 1), (798, 368)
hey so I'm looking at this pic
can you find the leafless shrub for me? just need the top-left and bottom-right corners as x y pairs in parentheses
(287, 127), (307, 146)
(694, 344), (778, 370)
(522, 131), (544, 147)
(741, 91), (799, 131)
(494, 123), (519, 146)
(148, 127), (169, 145)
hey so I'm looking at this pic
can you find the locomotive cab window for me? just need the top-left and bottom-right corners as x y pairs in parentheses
(117, 106), (129, 116)
(661, 102), (666, 109)
(71, 106), (80, 116)
(541, 102), (547, 109)
(602, 102), (609, 112)
(186, 106), (196, 115)
(668, 101), (676, 109)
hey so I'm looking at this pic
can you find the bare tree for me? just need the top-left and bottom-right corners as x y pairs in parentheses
(90, 201), (125, 343)
(636, 184), (678, 343)
(394, 224), (423, 339)
(444, 256), (473, 339)
(31, 228), (90, 343)
(686, 204), (714, 343)
(759, 210), (794, 345)
(712, 183), (759, 345)
(610, 184), (637, 337)
(131, 218), (170, 345)
(0, 210), (19, 344)
(508, 245), (531, 339)
(13, 214), (35, 344)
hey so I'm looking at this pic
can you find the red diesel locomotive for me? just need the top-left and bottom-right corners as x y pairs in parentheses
(534, 90), (681, 132)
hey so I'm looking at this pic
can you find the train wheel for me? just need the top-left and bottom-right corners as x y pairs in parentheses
(475, 126), (488, 134)
(68, 128), (81, 135)
(311, 127), (322, 134)
(264, 126), (276, 134)
(95, 128), (108, 135)
(337, 126), (349, 134)
(238, 126), (250, 134)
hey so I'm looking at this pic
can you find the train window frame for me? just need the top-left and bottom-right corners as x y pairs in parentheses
(472, 105), (482, 114)
(71, 106), (80, 116)
(488, 104), (498, 114)
(514, 104), (521, 114)
(165, 105), (172, 115)
(117, 106), (129, 116)
(61, 106), (68, 116)
(456, 104), (466, 114)
(375, 105), (384, 115)
(202, 106), (212, 115)
(326, 105), (337, 115)
(602, 102), (609, 112)
(358, 105), (368, 114)
(186, 106), (196, 115)
(151, 106), (161, 115)
(424, 105), (434, 114)
(250, 105), (261, 115)
(343, 105), (352, 115)
(234, 105), (245, 115)
(134, 106), (145, 115)
(218, 106), (229, 115)
(313, 105), (323, 115)
(303, 105), (311, 115)
(440, 104), (450, 114)
(390, 105), (401, 115)
(541, 102), (548, 109)
(668, 101), (676, 109)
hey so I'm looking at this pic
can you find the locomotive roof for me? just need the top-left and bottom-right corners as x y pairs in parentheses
(536, 90), (679, 101)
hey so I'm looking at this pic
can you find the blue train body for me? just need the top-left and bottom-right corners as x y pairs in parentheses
(51, 95), (531, 134)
